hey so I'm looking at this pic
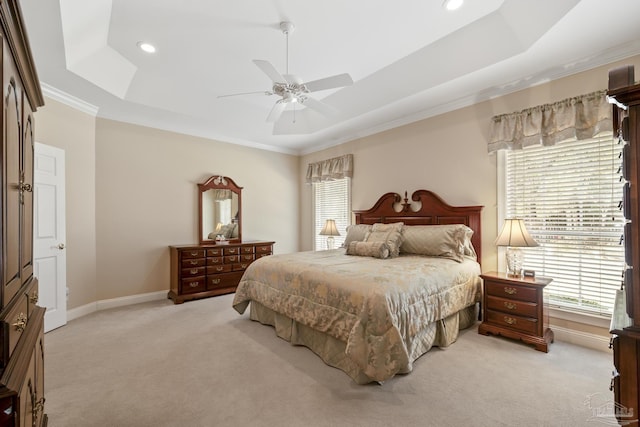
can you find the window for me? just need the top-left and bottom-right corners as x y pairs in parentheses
(503, 133), (624, 317)
(313, 178), (350, 250)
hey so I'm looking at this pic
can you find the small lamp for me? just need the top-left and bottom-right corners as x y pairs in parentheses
(319, 219), (340, 250)
(495, 218), (539, 277)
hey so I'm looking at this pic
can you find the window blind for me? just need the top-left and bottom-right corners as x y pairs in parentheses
(505, 133), (624, 316)
(313, 178), (350, 250)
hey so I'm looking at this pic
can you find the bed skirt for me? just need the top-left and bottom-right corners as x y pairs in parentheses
(249, 301), (478, 384)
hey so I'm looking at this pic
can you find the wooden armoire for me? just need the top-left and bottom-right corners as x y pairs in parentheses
(608, 67), (640, 426)
(0, 1), (46, 426)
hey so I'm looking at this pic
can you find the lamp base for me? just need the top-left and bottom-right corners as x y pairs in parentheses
(326, 236), (335, 250)
(506, 247), (524, 277)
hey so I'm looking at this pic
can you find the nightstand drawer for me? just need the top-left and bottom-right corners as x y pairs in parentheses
(486, 295), (538, 318)
(485, 281), (537, 303)
(486, 310), (538, 335)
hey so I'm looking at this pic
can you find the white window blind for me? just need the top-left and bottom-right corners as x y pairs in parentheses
(505, 133), (624, 316)
(313, 178), (350, 250)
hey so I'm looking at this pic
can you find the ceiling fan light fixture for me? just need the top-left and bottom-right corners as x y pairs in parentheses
(443, 0), (464, 11)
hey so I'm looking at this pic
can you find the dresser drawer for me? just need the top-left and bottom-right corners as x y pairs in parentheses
(486, 295), (537, 318)
(240, 254), (254, 262)
(206, 248), (223, 257)
(207, 272), (243, 290)
(181, 258), (205, 268)
(207, 256), (223, 266)
(485, 281), (537, 303)
(485, 310), (538, 335)
(207, 264), (232, 274)
(207, 273), (242, 290)
(181, 266), (206, 278)
(255, 245), (272, 255)
(225, 255), (239, 263)
(233, 261), (252, 271)
(0, 289), (30, 367)
(256, 253), (271, 259)
(181, 277), (206, 294)
(241, 246), (254, 254)
(224, 247), (240, 255)
(181, 249), (205, 259)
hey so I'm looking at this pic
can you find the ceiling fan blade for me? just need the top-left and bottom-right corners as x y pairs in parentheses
(299, 96), (338, 117)
(253, 60), (288, 84)
(304, 73), (353, 93)
(267, 101), (287, 122)
(217, 90), (273, 98)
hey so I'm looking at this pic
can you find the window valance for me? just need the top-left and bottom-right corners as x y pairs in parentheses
(488, 90), (611, 153)
(305, 154), (353, 183)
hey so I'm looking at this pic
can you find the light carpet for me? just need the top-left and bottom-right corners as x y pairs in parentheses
(44, 294), (618, 427)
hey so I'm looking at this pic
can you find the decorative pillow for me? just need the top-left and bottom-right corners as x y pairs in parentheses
(342, 224), (372, 248)
(346, 241), (390, 259)
(400, 224), (474, 262)
(364, 222), (404, 257)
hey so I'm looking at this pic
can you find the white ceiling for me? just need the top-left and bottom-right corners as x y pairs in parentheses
(19, 0), (640, 155)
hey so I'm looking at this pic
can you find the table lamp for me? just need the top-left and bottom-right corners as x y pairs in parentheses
(495, 218), (539, 277)
(319, 219), (340, 250)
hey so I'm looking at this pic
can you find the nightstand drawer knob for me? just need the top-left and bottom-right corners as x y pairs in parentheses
(503, 316), (517, 325)
(504, 301), (517, 310)
(504, 287), (517, 295)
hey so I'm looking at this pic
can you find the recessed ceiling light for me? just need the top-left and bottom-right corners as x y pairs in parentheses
(137, 41), (156, 54)
(443, 0), (464, 11)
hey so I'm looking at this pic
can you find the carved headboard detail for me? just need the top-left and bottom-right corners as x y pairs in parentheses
(353, 190), (483, 263)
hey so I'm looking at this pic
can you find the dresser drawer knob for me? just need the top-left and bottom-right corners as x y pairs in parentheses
(29, 291), (39, 304)
(504, 301), (517, 310)
(13, 313), (27, 332)
(190, 268), (198, 274)
(216, 267), (224, 271)
(189, 282), (199, 288)
(190, 260), (198, 265)
(241, 264), (248, 269)
(504, 287), (517, 295)
(503, 316), (517, 325)
(212, 279), (221, 284)
(190, 251), (198, 256)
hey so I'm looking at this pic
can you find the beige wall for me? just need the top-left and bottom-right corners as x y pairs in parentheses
(94, 119), (299, 301)
(33, 98), (98, 309)
(34, 54), (640, 340)
(300, 54), (640, 273)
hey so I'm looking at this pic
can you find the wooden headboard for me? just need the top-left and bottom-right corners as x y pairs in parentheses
(353, 190), (484, 263)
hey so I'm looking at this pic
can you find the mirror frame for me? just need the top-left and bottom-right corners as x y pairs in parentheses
(198, 175), (242, 245)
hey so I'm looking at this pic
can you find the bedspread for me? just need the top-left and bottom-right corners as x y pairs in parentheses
(232, 249), (481, 382)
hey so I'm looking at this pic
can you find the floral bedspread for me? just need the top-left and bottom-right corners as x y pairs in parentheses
(232, 249), (481, 382)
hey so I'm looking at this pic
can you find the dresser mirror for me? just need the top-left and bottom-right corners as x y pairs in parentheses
(198, 175), (242, 244)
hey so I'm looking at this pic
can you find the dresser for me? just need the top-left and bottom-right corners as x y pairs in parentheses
(607, 68), (640, 425)
(169, 241), (274, 304)
(0, 1), (46, 425)
(478, 271), (553, 352)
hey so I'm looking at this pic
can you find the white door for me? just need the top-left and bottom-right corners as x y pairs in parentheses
(33, 142), (66, 332)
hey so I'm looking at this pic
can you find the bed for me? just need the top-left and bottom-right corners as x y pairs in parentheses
(232, 190), (483, 384)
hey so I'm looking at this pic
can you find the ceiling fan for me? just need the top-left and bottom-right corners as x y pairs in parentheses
(218, 21), (353, 123)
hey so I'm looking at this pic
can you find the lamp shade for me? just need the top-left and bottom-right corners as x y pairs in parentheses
(495, 218), (539, 247)
(319, 219), (340, 236)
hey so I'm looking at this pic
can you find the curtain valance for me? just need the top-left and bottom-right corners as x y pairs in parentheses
(488, 90), (611, 153)
(305, 154), (353, 183)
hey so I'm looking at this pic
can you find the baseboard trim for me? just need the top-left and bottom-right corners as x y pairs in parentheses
(67, 291), (167, 322)
(551, 325), (611, 353)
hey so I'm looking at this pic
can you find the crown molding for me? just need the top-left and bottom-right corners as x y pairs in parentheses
(40, 82), (99, 116)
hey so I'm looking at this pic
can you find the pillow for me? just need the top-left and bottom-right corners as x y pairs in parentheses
(400, 224), (474, 262)
(342, 224), (372, 248)
(346, 241), (390, 259)
(364, 222), (404, 257)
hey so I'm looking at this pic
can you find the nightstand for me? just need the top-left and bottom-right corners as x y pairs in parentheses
(478, 271), (554, 352)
